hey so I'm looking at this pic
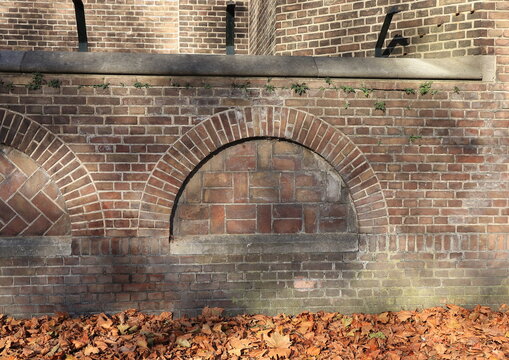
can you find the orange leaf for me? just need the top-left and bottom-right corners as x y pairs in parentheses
(97, 314), (113, 329)
(306, 346), (321, 356)
(83, 345), (100, 356)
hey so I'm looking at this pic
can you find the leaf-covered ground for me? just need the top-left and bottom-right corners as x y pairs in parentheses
(1, 305), (509, 359)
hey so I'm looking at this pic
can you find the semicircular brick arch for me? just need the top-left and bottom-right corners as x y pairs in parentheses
(0, 108), (104, 236)
(138, 106), (388, 237)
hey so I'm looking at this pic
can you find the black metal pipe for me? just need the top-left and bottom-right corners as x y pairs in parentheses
(72, 0), (89, 52)
(226, 2), (236, 55)
(375, 6), (401, 57)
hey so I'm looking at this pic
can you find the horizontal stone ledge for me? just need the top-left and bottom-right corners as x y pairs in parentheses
(0, 51), (495, 81)
(170, 233), (359, 255)
(0, 236), (72, 257)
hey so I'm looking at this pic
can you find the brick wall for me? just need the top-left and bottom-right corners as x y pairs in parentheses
(0, 59), (507, 317)
(174, 139), (356, 236)
(249, 0), (276, 55)
(1, 0), (493, 57)
(0, 0), (179, 53)
(179, 0), (249, 55)
(274, 0), (494, 57)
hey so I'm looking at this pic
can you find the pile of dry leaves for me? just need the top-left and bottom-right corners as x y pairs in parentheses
(1, 304), (509, 359)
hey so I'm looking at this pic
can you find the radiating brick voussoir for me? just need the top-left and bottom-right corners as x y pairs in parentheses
(139, 106), (389, 236)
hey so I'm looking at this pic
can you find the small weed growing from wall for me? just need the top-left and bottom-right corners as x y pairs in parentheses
(340, 85), (355, 94)
(5, 82), (14, 92)
(203, 83), (212, 89)
(291, 82), (309, 96)
(374, 101), (386, 112)
(360, 86), (373, 98)
(48, 79), (61, 88)
(134, 82), (150, 89)
(344, 101), (350, 109)
(404, 88), (416, 95)
(264, 78), (276, 93)
(419, 81), (433, 95)
(231, 81), (251, 94)
(92, 83), (110, 90)
(453, 86), (460, 94)
(409, 135), (422, 143)
(264, 83), (276, 93)
(26, 73), (44, 90)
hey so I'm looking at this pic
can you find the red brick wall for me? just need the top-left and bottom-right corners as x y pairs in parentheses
(0, 64), (507, 317)
(174, 140), (356, 236)
(274, 0), (493, 57)
(179, 0), (249, 55)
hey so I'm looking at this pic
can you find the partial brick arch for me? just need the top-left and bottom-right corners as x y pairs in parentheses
(0, 108), (104, 236)
(139, 106), (388, 238)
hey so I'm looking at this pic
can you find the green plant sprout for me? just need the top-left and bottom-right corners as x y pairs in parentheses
(340, 85), (356, 94)
(419, 81), (433, 95)
(92, 82), (110, 90)
(264, 78), (276, 92)
(404, 88), (416, 95)
(5, 82), (14, 92)
(409, 135), (422, 143)
(291, 82), (309, 96)
(134, 82), (150, 89)
(47, 79), (61, 88)
(360, 86), (373, 98)
(26, 72), (44, 90)
(453, 86), (460, 94)
(203, 83), (212, 89)
(231, 81), (251, 92)
(344, 101), (350, 109)
(374, 101), (386, 112)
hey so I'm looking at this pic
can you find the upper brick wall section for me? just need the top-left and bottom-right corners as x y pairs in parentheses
(274, 0), (494, 57)
(179, 0), (249, 55)
(0, 0), (179, 53)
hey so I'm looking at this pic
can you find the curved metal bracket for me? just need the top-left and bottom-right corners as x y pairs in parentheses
(375, 6), (401, 57)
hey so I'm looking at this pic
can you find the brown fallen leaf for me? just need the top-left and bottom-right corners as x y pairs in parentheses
(266, 331), (291, 359)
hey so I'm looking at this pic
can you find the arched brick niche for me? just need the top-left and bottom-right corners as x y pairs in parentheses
(138, 106), (388, 239)
(173, 139), (358, 236)
(0, 108), (104, 236)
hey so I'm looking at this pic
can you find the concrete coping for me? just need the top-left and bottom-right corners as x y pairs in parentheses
(0, 50), (496, 81)
(170, 233), (359, 255)
(0, 236), (72, 257)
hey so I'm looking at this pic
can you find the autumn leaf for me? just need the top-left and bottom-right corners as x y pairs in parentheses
(83, 345), (100, 356)
(342, 317), (353, 327)
(266, 332), (291, 359)
(228, 337), (252, 356)
(97, 314), (113, 329)
(306, 346), (321, 356)
(377, 312), (390, 324)
(176, 336), (191, 348)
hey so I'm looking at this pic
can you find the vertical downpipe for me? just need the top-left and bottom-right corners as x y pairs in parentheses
(226, 2), (236, 55)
